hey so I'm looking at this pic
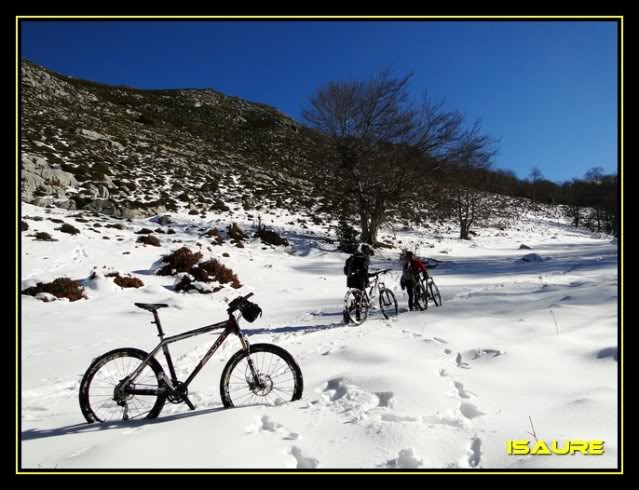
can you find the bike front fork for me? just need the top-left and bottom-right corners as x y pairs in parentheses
(239, 334), (264, 388)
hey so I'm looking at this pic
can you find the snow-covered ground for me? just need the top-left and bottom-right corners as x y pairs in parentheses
(20, 203), (619, 469)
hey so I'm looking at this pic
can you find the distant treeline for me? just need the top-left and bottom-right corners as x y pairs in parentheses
(484, 166), (618, 235)
(302, 68), (619, 241)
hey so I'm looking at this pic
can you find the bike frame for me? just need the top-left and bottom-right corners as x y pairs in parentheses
(120, 311), (252, 398)
(345, 271), (390, 309)
(367, 275), (382, 297)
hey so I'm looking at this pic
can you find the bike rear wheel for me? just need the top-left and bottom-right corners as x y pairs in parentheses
(344, 289), (369, 325)
(379, 289), (398, 319)
(79, 348), (167, 423)
(220, 343), (303, 408)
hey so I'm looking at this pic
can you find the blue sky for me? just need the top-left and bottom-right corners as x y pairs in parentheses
(20, 20), (618, 182)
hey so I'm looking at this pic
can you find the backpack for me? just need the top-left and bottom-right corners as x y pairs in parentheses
(344, 252), (366, 276)
(343, 256), (353, 275)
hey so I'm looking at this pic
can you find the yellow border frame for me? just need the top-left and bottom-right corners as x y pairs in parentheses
(15, 14), (623, 476)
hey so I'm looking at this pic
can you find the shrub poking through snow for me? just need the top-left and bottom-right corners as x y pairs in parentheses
(104, 272), (144, 289)
(256, 228), (289, 247)
(157, 247), (203, 276)
(57, 223), (80, 235)
(202, 228), (225, 245)
(106, 223), (125, 230)
(23, 277), (87, 302)
(228, 223), (247, 242)
(157, 248), (241, 292)
(203, 228), (220, 238)
(210, 199), (230, 212)
(174, 274), (223, 294)
(137, 235), (161, 247)
(135, 228), (154, 235)
(21, 221), (28, 231)
(34, 231), (56, 241)
(191, 259), (241, 288)
(254, 216), (289, 246)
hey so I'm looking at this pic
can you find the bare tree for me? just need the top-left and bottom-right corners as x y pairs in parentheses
(582, 167), (606, 232)
(529, 167), (543, 210)
(444, 123), (501, 239)
(303, 68), (466, 244)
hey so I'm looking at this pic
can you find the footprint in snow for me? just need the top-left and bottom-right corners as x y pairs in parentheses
(453, 381), (476, 399)
(455, 353), (471, 369)
(466, 435), (482, 468)
(289, 446), (319, 469)
(380, 448), (424, 469)
(459, 402), (485, 420)
(247, 415), (299, 441)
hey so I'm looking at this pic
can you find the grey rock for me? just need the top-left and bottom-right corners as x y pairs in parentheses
(83, 199), (120, 216)
(21, 154), (78, 203)
(154, 215), (172, 225)
(120, 205), (168, 220)
(56, 199), (77, 210)
(32, 196), (54, 207)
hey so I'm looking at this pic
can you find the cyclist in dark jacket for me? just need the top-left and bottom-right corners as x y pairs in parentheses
(400, 251), (427, 311)
(346, 243), (372, 290)
(344, 243), (373, 321)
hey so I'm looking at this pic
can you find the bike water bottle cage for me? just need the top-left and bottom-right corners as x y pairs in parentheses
(240, 301), (262, 323)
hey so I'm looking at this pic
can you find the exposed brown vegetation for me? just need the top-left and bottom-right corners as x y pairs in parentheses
(256, 228), (289, 247)
(57, 223), (81, 235)
(158, 248), (241, 292)
(174, 275), (223, 294)
(105, 272), (144, 288)
(190, 259), (241, 288)
(228, 223), (247, 242)
(137, 235), (161, 246)
(34, 231), (56, 241)
(23, 277), (87, 302)
(157, 247), (203, 275)
(202, 228), (225, 245)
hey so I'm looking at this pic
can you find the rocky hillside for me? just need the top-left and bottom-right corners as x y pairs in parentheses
(20, 60), (328, 219)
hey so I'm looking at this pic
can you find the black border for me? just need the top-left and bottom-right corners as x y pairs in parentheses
(15, 14), (624, 475)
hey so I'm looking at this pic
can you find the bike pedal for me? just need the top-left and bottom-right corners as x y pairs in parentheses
(184, 397), (196, 411)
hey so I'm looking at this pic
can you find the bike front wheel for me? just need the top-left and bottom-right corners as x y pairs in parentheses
(344, 289), (369, 325)
(220, 343), (304, 408)
(414, 283), (428, 311)
(79, 348), (167, 423)
(379, 289), (398, 319)
(429, 280), (443, 306)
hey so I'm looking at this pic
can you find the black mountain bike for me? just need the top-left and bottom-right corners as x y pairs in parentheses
(344, 269), (398, 325)
(79, 293), (303, 423)
(414, 271), (443, 310)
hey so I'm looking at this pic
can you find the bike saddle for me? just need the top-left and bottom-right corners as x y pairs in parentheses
(134, 303), (169, 312)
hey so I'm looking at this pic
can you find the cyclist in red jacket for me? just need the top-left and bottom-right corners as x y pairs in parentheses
(400, 251), (427, 311)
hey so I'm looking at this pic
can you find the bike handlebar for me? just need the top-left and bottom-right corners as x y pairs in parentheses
(370, 269), (392, 276)
(227, 292), (254, 315)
